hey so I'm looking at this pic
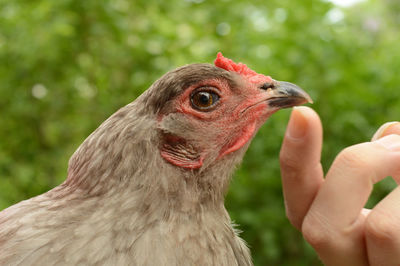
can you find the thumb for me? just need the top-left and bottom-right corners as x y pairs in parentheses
(279, 106), (324, 229)
(372, 121), (400, 141)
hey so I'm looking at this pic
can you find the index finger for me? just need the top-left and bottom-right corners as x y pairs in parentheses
(301, 135), (400, 265)
(307, 135), (400, 228)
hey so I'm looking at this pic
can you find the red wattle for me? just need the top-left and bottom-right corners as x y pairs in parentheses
(218, 121), (256, 158)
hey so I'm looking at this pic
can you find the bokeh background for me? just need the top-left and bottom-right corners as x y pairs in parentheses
(1, 0), (400, 264)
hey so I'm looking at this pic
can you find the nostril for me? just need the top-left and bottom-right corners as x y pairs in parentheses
(260, 82), (275, 91)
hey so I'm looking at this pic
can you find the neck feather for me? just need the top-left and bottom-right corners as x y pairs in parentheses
(60, 102), (242, 214)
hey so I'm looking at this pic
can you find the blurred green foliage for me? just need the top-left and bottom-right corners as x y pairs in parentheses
(1, 0), (400, 264)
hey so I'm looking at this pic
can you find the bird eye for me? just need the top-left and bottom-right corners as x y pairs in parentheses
(190, 88), (220, 111)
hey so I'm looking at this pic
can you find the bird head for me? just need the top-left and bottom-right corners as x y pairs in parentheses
(153, 53), (311, 171)
(66, 53), (311, 202)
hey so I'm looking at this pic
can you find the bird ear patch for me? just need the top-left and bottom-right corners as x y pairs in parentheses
(214, 52), (272, 84)
(160, 133), (204, 169)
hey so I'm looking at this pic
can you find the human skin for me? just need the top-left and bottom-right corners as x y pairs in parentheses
(279, 106), (400, 266)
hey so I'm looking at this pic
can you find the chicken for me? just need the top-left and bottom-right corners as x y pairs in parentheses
(0, 53), (311, 265)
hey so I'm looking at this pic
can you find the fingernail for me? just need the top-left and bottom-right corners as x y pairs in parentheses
(287, 107), (307, 140)
(371, 121), (400, 141)
(375, 134), (400, 151)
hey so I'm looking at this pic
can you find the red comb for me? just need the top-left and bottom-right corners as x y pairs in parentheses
(214, 52), (272, 83)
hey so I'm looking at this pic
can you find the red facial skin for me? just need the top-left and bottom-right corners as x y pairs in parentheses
(160, 53), (288, 170)
(161, 75), (280, 169)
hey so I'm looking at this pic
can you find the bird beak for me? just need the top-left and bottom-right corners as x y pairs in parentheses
(265, 81), (313, 108)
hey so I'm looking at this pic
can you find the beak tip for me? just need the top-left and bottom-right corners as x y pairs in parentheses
(305, 95), (313, 104)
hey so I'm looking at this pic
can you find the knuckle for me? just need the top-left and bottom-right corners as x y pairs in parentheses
(365, 210), (398, 243)
(301, 212), (333, 250)
(334, 145), (371, 173)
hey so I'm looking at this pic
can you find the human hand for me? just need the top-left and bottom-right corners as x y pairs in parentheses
(279, 106), (400, 266)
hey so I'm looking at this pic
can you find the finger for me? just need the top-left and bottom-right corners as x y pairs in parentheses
(308, 135), (400, 227)
(302, 135), (400, 265)
(279, 106), (324, 230)
(371, 121), (400, 141)
(372, 122), (400, 184)
(366, 186), (400, 266)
